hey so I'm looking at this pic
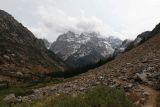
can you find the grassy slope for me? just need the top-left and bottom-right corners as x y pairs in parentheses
(1, 86), (133, 107)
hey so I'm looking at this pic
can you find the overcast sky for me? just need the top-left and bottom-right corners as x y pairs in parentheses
(0, 0), (160, 42)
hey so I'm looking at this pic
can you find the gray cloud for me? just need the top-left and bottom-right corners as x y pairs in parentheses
(0, 0), (160, 41)
(29, 6), (120, 41)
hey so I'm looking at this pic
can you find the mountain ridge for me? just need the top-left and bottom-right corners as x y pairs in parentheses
(0, 10), (67, 83)
(50, 31), (122, 68)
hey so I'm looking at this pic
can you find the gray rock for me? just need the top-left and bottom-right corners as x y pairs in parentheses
(16, 72), (23, 77)
(3, 55), (10, 60)
(3, 94), (16, 103)
(136, 73), (148, 82)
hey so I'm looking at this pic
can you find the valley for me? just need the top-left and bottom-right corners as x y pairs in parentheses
(0, 9), (160, 107)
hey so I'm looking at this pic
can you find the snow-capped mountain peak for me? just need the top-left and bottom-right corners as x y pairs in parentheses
(50, 31), (122, 68)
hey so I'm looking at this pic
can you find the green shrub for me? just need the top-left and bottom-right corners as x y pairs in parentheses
(53, 95), (89, 107)
(84, 86), (133, 107)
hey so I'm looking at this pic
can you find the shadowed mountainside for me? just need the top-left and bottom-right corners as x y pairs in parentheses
(0, 10), (67, 83)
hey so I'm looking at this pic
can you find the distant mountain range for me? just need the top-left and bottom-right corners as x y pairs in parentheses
(50, 31), (122, 68)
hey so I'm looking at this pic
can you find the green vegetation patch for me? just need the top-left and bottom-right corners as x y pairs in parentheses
(2, 85), (133, 107)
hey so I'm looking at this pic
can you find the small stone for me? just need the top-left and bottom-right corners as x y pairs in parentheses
(3, 55), (10, 60)
(143, 92), (150, 98)
(16, 72), (23, 77)
(139, 98), (146, 105)
(4, 93), (16, 103)
(128, 83), (133, 88)
(134, 101), (140, 107)
(11, 54), (16, 57)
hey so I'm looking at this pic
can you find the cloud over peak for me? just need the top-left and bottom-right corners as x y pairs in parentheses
(1, 0), (160, 42)
(29, 6), (119, 41)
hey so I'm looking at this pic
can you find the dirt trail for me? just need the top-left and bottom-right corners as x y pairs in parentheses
(142, 86), (158, 107)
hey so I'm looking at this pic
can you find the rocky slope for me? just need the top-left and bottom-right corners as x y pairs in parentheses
(126, 31), (151, 51)
(114, 28), (159, 57)
(13, 23), (160, 107)
(50, 31), (122, 68)
(0, 10), (67, 83)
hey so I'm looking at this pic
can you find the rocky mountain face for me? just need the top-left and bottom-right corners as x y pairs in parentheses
(114, 24), (160, 56)
(114, 39), (133, 56)
(126, 31), (151, 51)
(15, 23), (160, 107)
(42, 39), (51, 49)
(50, 31), (122, 68)
(0, 10), (67, 83)
(125, 23), (160, 51)
(105, 36), (123, 49)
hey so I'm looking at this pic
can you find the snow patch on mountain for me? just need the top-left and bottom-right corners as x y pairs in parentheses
(50, 31), (122, 68)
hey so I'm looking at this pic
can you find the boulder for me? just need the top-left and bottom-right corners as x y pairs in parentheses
(136, 73), (148, 82)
